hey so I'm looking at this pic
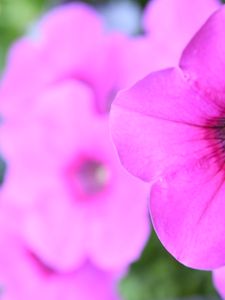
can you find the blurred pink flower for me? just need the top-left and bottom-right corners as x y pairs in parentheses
(0, 2), (151, 273)
(0, 213), (120, 300)
(0, 3), (140, 119)
(0, 3), (124, 115)
(110, 7), (225, 270)
(0, 78), (149, 272)
(1, 0), (219, 118)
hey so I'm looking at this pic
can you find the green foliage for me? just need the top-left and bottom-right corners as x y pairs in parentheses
(0, 0), (49, 68)
(120, 231), (220, 300)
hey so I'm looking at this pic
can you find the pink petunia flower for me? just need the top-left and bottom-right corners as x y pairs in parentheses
(0, 3), (152, 273)
(110, 6), (225, 270)
(0, 212), (120, 300)
(0, 77), (149, 272)
(0, 3), (125, 115)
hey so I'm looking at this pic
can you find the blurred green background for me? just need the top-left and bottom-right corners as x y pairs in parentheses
(0, 0), (223, 299)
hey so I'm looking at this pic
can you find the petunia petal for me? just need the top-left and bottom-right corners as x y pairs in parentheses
(22, 185), (88, 272)
(143, 0), (219, 57)
(0, 3), (118, 115)
(118, 36), (178, 89)
(0, 218), (120, 300)
(38, 4), (121, 113)
(180, 6), (225, 96)
(212, 267), (225, 299)
(0, 79), (96, 170)
(111, 68), (218, 182)
(150, 161), (225, 269)
(87, 124), (150, 269)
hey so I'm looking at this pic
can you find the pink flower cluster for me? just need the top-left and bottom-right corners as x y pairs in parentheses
(0, 0), (223, 298)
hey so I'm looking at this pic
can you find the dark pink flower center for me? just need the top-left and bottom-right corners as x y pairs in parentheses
(203, 115), (225, 170)
(213, 119), (225, 144)
(66, 157), (110, 200)
(76, 159), (110, 195)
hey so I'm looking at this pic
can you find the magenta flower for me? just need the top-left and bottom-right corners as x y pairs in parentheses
(0, 3), (124, 115)
(0, 3), (151, 272)
(0, 214), (120, 300)
(110, 7), (225, 270)
(0, 77), (149, 272)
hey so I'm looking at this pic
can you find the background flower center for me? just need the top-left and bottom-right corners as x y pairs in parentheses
(74, 158), (110, 196)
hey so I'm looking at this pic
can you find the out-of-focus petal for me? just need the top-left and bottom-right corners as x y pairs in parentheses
(0, 79), (95, 168)
(22, 186), (87, 272)
(0, 210), (121, 300)
(86, 125), (150, 269)
(143, 0), (219, 56)
(118, 36), (178, 89)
